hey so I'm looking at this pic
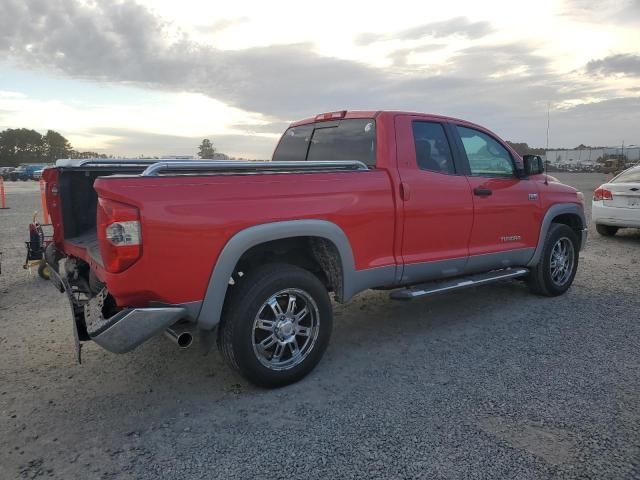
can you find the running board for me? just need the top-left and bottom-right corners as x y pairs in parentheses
(390, 268), (530, 300)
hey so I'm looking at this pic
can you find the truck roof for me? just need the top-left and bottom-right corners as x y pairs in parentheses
(289, 110), (487, 131)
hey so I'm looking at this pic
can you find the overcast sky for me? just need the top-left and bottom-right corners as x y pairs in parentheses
(0, 0), (639, 158)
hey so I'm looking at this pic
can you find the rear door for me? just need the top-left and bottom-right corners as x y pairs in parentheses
(451, 124), (541, 270)
(395, 115), (474, 284)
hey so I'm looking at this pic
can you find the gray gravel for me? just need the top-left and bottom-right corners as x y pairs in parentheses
(1, 173), (638, 479)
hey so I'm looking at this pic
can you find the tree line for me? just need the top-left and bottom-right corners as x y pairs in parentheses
(0, 128), (108, 167)
(0, 130), (230, 167)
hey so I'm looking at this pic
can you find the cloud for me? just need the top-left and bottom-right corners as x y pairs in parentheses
(388, 44), (445, 66)
(586, 54), (640, 77)
(194, 17), (250, 35)
(561, 0), (640, 23)
(355, 17), (493, 45)
(0, 0), (637, 154)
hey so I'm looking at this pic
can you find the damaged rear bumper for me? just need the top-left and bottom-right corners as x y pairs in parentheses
(90, 306), (187, 354)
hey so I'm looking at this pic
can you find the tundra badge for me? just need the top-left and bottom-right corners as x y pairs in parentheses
(528, 193), (538, 200)
(501, 235), (522, 242)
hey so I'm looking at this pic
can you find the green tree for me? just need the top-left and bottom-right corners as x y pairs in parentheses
(43, 130), (73, 162)
(0, 128), (45, 167)
(506, 141), (545, 156)
(198, 138), (216, 159)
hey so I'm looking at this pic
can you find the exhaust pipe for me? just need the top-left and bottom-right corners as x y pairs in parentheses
(164, 324), (194, 349)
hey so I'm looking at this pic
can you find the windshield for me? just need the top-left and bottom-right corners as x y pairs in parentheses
(273, 119), (376, 166)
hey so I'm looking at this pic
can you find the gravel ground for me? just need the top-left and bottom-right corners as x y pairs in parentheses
(0, 173), (638, 479)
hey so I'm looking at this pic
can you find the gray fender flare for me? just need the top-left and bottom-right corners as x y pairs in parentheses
(527, 203), (586, 267)
(196, 220), (356, 330)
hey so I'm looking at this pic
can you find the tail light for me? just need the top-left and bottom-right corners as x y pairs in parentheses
(97, 197), (142, 273)
(593, 187), (613, 201)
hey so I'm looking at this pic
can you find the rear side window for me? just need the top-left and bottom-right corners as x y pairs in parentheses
(612, 167), (640, 183)
(412, 121), (455, 174)
(271, 124), (314, 162)
(456, 126), (514, 177)
(273, 119), (376, 166)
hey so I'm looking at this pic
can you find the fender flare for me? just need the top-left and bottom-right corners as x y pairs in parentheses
(527, 203), (586, 267)
(196, 220), (356, 330)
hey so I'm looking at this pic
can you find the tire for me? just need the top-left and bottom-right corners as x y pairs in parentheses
(218, 263), (333, 388)
(528, 223), (579, 297)
(37, 261), (50, 280)
(596, 224), (618, 236)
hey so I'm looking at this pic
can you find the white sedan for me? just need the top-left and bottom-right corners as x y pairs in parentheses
(592, 165), (640, 236)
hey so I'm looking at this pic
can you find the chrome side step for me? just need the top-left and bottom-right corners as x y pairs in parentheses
(390, 268), (529, 300)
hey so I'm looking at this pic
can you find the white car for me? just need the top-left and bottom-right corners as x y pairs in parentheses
(592, 165), (640, 236)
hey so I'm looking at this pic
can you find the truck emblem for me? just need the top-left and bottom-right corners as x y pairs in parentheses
(528, 193), (538, 200)
(501, 235), (522, 242)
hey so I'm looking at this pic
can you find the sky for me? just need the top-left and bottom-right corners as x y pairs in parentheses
(0, 0), (639, 158)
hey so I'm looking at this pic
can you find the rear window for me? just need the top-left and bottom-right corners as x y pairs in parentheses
(273, 119), (376, 166)
(612, 167), (640, 183)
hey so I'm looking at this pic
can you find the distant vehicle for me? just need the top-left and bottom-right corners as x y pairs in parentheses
(593, 165), (640, 236)
(42, 110), (587, 387)
(601, 158), (627, 175)
(32, 169), (44, 180)
(9, 164), (47, 181)
(0, 167), (15, 180)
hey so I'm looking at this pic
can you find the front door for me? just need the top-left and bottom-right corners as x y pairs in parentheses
(452, 124), (541, 270)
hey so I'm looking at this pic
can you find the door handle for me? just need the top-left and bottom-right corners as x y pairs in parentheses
(400, 182), (411, 201)
(473, 187), (492, 196)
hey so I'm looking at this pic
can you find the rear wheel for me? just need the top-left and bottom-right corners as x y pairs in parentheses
(596, 224), (618, 236)
(218, 263), (332, 388)
(528, 223), (579, 297)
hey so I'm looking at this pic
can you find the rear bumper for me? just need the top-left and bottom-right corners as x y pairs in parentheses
(90, 306), (187, 354)
(592, 202), (640, 228)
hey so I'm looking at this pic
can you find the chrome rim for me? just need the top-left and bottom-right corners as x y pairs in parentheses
(549, 237), (575, 286)
(252, 288), (320, 371)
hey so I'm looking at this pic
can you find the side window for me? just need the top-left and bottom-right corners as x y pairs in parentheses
(412, 122), (455, 174)
(272, 125), (314, 161)
(456, 126), (514, 177)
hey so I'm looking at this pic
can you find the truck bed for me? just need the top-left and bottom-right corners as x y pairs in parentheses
(48, 158), (390, 308)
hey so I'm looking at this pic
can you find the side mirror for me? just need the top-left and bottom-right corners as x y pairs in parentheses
(523, 155), (544, 176)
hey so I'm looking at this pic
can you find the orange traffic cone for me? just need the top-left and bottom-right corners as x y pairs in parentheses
(0, 177), (8, 209)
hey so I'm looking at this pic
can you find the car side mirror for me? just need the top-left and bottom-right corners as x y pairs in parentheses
(523, 155), (544, 176)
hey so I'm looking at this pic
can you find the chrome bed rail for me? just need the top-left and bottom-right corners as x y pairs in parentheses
(54, 159), (369, 176)
(140, 160), (369, 176)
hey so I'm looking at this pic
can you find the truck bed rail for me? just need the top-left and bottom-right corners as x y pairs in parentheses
(54, 159), (369, 176)
(140, 160), (369, 176)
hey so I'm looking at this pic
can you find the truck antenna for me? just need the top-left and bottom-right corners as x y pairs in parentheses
(545, 102), (550, 185)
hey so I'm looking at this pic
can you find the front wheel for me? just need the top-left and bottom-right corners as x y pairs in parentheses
(528, 223), (579, 297)
(218, 264), (333, 388)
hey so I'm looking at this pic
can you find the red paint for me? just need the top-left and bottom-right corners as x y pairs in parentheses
(46, 111), (583, 309)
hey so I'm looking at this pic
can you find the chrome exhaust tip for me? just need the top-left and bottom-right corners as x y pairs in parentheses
(164, 325), (194, 349)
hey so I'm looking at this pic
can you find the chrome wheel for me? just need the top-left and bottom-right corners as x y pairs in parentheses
(252, 288), (320, 371)
(549, 237), (575, 286)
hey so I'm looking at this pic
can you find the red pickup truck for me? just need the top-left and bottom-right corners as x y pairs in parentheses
(43, 110), (587, 387)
